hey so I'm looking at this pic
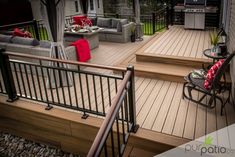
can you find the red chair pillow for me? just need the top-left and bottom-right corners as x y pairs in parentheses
(204, 59), (224, 90)
(13, 28), (32, 38)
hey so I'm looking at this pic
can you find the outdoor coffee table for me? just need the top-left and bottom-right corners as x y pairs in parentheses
(64, 28), (102, 50)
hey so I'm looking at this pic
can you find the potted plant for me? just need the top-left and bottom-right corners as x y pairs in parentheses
(210, 30), (220, 54)
(130, 25), (136, 42)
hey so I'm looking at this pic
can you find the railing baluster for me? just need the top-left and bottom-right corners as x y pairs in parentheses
(24, 64), (32, 99)
(46, 68), (55, 107)
(40, 60), (50, 109)
(110, 128), (115, 157)
(65, 70), (72, 106)
(52, 68), (60, 104)
(93, 75), (98, 113)
(116, 115), (121, 156)
(13, 63), (22, 96)
(85, 74), (92, 110)
(59, 69), (66, 106)
(78, 72), (88, 118)
(18, 63), (27, 97)
(107, 78), (111, 106)
(72, 72), (79, 108)
(35, 65), (43, 101)
(29, 65), (38, 100)
(100, 76), (105, 114)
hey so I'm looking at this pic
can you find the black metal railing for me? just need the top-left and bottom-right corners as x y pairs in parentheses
(0, 49), (138, 119)
(36, 20), (49, 41)
(87, 65), (138, 157)
(0, 20), (40, 40)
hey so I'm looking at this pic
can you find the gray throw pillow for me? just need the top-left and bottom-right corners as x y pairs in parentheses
(117, 19), (128, 32)
(111, 18), (121, 28)
(40, 40), (51, 48)
(97, 17), (112, 28)
(11, 36), (40, 46)
(0, 34), (12, 43)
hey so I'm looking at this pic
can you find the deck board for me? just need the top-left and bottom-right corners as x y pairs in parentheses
(141, 26), (212, 59)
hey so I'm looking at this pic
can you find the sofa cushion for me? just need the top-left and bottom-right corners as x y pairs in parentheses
(97, 17), (112, 28)
(0, 34), (12, 43)
(11, 36), (40, 46)
(100, 28), (122, 35)
(0, 30), (14, 35)
(117, 19), (128, 32)
(111, 18), (120, 28)
(40, 40), (51, 48)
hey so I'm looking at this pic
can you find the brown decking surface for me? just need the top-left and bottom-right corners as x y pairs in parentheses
(1, 35), (235, 143)
(139, 25), (212, 59)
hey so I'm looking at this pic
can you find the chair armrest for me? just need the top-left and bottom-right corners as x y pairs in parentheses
(122, 22), (134, 38)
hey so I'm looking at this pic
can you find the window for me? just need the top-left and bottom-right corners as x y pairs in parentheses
(90, 0), (94, 10)
(75, 0), (79, 12)
(97, 0), (100, 8)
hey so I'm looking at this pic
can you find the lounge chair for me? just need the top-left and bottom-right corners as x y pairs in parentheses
(182, 52), (235, 115)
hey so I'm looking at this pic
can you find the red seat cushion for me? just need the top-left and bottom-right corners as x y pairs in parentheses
(204, 59), (224, 89)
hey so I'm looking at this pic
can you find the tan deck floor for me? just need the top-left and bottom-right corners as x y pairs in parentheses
(1, 36), (235, 142)
(140, 25), (213, 59)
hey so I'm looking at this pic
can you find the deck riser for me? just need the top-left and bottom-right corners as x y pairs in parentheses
(135, 70), (185, 83)
(136, 54), (211, 68)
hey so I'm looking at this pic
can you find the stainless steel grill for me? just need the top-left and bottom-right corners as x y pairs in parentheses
(184, 0), (206, 29)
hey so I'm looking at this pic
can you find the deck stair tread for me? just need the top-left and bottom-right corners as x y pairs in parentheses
(116, 55), (231, 83)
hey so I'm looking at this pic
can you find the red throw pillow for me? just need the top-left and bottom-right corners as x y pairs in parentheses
(13, 28), (25, 37)
(73, 15), (87, 25)
(204, 59), (224, 89)
(13, 28), (32, 38)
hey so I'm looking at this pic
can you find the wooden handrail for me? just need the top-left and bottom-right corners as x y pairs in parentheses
(87, 70), (132, 157)
(3, 51), (126, 72)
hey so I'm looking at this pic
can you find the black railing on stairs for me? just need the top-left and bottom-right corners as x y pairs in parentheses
(87, 66), (139, 157)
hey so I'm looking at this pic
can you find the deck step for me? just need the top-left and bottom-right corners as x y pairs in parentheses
(118, 60), (194, 82)
(116, 56), (231, 83)
(136, 53), (212, 68)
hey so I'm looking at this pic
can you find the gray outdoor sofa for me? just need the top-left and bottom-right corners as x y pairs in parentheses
(0, 34), (78, 69)
(92, 17), (134, 43)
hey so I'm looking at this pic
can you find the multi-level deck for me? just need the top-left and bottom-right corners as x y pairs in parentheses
(0, 26), (234, 156)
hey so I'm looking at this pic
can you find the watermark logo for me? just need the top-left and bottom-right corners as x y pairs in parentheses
(185, 136), (234, 156)
(204, 136), (213, 146)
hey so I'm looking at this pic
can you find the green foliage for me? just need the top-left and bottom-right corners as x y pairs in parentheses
(204, 136), (213, 145)
(210, 30), (220, 46)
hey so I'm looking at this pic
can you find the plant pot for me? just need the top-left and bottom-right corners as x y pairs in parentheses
(131, 34), (136, 42)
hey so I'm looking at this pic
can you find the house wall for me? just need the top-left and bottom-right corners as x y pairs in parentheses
(227, 0), (235, 105)
(29, 0), (83, 20)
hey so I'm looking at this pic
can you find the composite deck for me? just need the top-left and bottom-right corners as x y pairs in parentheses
(1, 34), (234, 144)
(138, 25), (213, 59)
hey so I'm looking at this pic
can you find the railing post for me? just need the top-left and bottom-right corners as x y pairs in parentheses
(127, 65), (139, 133)
(166, 6), (169, 30)
(152, 12), (156, 34)
(33, 19), (40, 40)
(0, 49), (18, 102)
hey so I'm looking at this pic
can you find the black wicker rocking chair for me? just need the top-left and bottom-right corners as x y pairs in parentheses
(183, 52), (235, 115)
